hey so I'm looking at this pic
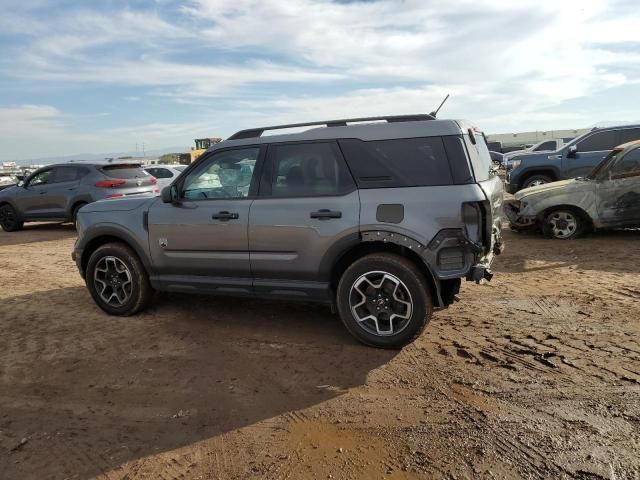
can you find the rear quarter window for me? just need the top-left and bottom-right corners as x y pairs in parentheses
(101, 165), (150, 179)
(464, 134), (494, 182)
(338, 137), (454, 188)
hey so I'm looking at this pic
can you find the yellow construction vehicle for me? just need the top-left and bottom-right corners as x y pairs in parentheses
(191, 137), (222, 162)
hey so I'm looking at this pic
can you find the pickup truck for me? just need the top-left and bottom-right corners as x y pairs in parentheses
(505, 125), (640, 193)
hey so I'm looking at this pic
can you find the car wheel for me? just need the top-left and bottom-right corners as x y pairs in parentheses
(72, 203), (87, 230)
(86, 242), (154, 315)
(336, 253), (432, 349)
(542, 209), (585, 240)
(522, 174), (553, 189)
(0, 204), (24, 232)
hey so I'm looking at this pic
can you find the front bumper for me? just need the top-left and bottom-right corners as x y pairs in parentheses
(72, 247), (85, 278)
(504, 199), (536, 229)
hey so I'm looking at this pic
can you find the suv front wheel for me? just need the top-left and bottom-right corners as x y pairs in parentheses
(336, 253), (432, 349)
(86, 242), (154, 315)
(522, 174), (553, 189)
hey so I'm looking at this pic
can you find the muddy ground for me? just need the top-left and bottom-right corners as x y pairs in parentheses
(0, 224), (639, 479)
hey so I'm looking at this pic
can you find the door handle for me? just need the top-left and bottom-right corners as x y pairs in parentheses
(310, 209), (342, 220)
(211, 211), (239, 221)
(39, 190), (47, 194)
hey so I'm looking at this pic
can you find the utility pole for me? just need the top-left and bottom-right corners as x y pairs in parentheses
(142, 142), (146, 158)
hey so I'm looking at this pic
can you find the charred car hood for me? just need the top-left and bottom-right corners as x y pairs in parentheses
(514, 179), (588, 200)
(82, 196), (156, 213)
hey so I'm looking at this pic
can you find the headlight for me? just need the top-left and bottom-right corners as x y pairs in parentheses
(511, 159), (521, 169)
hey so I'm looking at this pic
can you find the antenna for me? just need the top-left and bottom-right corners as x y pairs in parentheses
(429, 94), (450, 118)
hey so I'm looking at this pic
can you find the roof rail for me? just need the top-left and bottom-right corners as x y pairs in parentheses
(227, 113), (435, 140)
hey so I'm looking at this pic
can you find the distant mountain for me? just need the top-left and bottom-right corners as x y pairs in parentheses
(14, 146), (190, 166)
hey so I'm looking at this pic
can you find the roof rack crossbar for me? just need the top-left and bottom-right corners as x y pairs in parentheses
(227, 113), (435, 140)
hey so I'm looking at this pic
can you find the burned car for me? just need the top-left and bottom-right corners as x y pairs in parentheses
(505, 140), (640, 239)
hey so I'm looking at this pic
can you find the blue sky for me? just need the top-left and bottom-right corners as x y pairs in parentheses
(1, 0), (639, 161)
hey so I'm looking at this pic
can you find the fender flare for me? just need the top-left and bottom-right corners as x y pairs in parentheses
(79, 223), (153, 275)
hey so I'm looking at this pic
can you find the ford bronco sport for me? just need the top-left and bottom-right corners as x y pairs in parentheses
(73, 114), (504, 348)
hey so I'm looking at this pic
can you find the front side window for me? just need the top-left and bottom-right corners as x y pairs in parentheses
(612, 148), (640, 177)
(577, 131), (618, 152)
(534, 140), (556, 151)
(182, 147), (258, 200)
(27, 169), (52, 187)
(269, 142), (353, 197)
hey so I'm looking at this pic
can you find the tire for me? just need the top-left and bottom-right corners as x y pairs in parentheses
(86, 242), (154, 315)
(0, 204), (24, 232)
(72, 203), (87, 230)
(336, 253), (433, 349)
(522, 174), (553, 189)
(542, 208), (586, 240)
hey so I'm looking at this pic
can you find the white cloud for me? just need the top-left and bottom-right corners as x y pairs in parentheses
(2, 0), (640, 159)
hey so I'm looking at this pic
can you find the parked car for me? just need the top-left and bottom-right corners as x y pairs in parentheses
(0, 162), (158, 232)
(505, 140), (640, 239)
(489, 151), (504, 168)
(502, 138), (567, 169)
(73, 114), (504, 348)
(506, 125), (640, 193)
(144, 165), (185, 189)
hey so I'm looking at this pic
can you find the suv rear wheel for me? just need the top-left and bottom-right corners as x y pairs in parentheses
(336, 253), (432, 348)
(86, 242), (154, 315)
(0, 204), (24, 232)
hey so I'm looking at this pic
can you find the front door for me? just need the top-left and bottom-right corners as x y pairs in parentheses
(147, 146), (263, 294)
(597, 146), (640, 227)
(16, 168), (55, 218)
(249, 141), (360, 302)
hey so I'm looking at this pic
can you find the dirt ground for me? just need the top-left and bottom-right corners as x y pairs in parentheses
(0, 224), (639, 480)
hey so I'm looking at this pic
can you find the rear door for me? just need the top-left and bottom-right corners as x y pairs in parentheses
(597, 146), (640, 227)
(248, 141), (359, 301)
(148, 146), (263, 293)
(565, 130), (619, 178)
(43, 166), (84, 218)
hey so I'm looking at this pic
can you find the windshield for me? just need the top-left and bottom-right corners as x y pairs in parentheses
(586, 149), (620, 180)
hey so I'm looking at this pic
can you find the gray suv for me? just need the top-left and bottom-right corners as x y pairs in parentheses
(506, 124), (640, 193)
(73, 115), (504, 348)
(0, 162), (158, 231)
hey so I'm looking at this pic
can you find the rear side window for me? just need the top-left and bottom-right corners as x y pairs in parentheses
(338, 137), (453, 188)
(101, 165), (149, 179)
(617, 128), (640, 145)
(577, 131), (618, 152)
(267, 142), (354, 197)
(51, 166), (85, 183)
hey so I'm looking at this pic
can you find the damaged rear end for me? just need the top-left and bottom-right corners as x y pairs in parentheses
(461, 125), (504, 282)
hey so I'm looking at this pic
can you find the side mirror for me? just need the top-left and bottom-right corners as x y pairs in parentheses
(161, 185), (179, 203)
(567, 145), (577, 158)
